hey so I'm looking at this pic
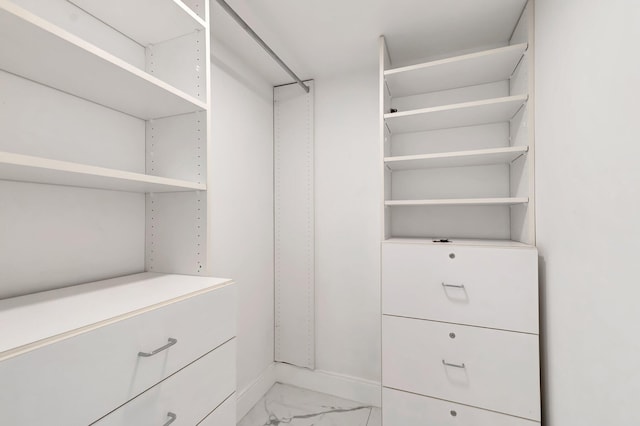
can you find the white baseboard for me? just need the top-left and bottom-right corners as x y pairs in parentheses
(236, 363), (277, 420)
(236, 362), (382, 421)
(275, 363), (382, 407)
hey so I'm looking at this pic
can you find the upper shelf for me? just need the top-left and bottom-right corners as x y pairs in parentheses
(384, 95), (528, 134)
(67, 0), (206, 46)
(0, 152), (206, 193)
(0, 1), (207, 119)
(385, 43), (527, 97)
(385, 146), (528, 171)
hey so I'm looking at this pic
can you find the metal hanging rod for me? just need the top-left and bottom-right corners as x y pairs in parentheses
(214, 0), (310, 93)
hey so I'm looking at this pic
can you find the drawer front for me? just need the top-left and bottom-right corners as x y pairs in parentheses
(382, 243), (538, 333)
(198, 394), (236, 426)
(94, 340), (236, 426)
(382, 315), (540, 421)
(383, 388), (539, 426)
(0, 283), (236, 426)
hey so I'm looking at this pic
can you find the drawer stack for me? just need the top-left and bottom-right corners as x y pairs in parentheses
(0, 273), (237, 426)
(382, 242), (540, 425)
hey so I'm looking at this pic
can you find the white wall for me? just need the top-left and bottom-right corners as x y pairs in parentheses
(209, 41), (275, 395)
(536, 1), (640, 424)
(315, 69), (381, 382)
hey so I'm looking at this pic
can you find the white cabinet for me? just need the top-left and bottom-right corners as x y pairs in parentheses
(0, 2), (232, 422)
(381, 243), (541, 423)
(0, 274), (236, 425)
(383, 388), (538, 426)
(0, 0), (213, 297)
(380, 3), (539, 422)
(382, 242), (539, 333)
(94, 340), (236, 426)
(383, 315), (540, 420)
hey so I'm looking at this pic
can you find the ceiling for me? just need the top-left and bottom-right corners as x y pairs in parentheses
(210, 0), (527, 86)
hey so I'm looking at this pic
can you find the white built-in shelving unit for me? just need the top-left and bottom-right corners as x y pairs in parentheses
(0, 0), (213, 297)
(380, 2), (540, 425)
(380, 4), (535, 245)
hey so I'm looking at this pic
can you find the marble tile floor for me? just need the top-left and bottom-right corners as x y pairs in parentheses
(238, 383), (381, 426)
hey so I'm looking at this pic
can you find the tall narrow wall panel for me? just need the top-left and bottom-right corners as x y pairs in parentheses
(274, 81), (315, 369)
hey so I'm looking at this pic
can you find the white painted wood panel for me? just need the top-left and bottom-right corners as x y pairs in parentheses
(10, 0), (144, 68)
(0, 181), (144, 299)
(0, 70), (145, 171)
(382, 316), (540, 420)
(146, 112), (206, 183)
(385, 146), (528, 170)
(391, 123), (508, 156)
(385, 43), (527, 97)
(385, 95), (527, 134)
(0, 1), (206, 119)
(390, 205), (512, 240)
(382, 243), (538, 333)
(146, 192), (207, 275)
(383, 237), (531, 248)
(390, 164), (510, 200)
(0, 273), (232, 356)
(391, 81), (508, 113)
(385, 197), (527, 206)
(198, 395), (236, 426)
(0, 152), (205, 193)
(146, 30), (207, 101)
(383, 388), (539, 426)
(68, 0), (205, 46)
(274, 82), (315, 369)
(94, 341), (235, 426)
(0, 280), (235, 425)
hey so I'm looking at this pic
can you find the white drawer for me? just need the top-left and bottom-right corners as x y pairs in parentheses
(382, 243), (538, 333)
(382, 315), (540, 421)
(94, 339), (236, 425)
(198, 394), (236, 426)
(383, 387), (539, 426)
(0, 283), (236, 426)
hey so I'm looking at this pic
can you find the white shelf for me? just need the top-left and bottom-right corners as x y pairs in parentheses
(0, 272), (233, 360)
(384, 95), (528, 134)
(0, 1), (207, 119)
(385, 197), (529, 207)
(0, 152), (205, 192)
(385, 146), (528, 171)
(385, 43), (527, 97)
(382, 238), (534, 248)
(68, 0), (206, 45)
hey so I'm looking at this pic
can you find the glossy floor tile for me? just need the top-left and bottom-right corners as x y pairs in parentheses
(238, 383), (381, 426)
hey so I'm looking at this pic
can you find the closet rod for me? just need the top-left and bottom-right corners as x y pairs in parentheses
(215, 0), (310, 93)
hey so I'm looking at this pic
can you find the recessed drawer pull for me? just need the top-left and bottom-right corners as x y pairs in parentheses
(441, 282), (465, 289)
(442, 359), (466, 369)
(163, 412), (177, 426)
(138, 338), (178, 357)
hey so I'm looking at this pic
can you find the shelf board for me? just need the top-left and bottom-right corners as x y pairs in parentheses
(0, 273), (233, 360)
(385, 197), (529, 207)
(385, 146), (528, 171)
(382, 237), (534, 248)
(0, 152), (205, 193)
(68, 0), (206, 46)
(0, 1), (207, 119)
(385, 43), (527, 97)
(384, 95), (528, 134)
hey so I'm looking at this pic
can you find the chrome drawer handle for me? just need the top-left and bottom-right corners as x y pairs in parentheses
(442, 359), (466, 369)
(441, 282), (465, 289)
(163, 412), (177, 426)
(138, 338), (177, 357)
